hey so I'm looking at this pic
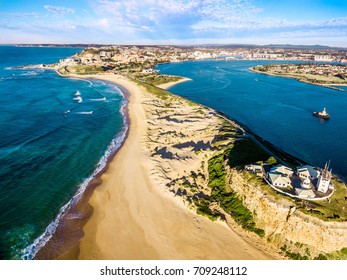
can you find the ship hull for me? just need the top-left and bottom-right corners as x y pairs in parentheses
(313, 112), (330, 120)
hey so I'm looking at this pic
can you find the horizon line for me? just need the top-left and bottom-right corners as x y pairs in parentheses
(2, 43), (346, 49)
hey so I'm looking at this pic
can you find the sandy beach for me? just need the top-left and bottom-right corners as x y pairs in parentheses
(63, 73), (280, 260)
(156, 77), (192, 90)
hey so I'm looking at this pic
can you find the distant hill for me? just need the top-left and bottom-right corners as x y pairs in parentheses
(201, 43), (343, 50)
(14, 43), (346, 50)
(263, 44), (338, 49)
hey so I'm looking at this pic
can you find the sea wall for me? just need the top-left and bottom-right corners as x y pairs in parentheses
(228, 168), (347, 257)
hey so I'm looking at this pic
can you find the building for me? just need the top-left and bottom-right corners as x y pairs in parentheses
(270, 165), (294, 177)
(245, 164), (263, 176)
(314, 55), (333, 62)
(317, 163), (332, 193)
(268, 172), (291, 187)
(294, 178), (316, 199)
(297, 165), (320, 180)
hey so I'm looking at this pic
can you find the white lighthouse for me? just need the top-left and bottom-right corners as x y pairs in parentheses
(316, 162), (332, 193)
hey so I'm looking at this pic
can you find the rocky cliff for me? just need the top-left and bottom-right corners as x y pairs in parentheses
(228, 168), (347, 259)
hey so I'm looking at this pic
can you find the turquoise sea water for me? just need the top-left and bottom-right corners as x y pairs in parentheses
(0, 46), (127, 259)
(157, 60), (347, 180)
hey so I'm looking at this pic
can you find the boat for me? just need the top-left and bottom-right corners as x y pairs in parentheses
(313, 107), (330, 120)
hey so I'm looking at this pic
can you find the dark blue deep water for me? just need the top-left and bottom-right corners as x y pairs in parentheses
(157, 60), (347, 181)
(0, 46), (126, 259)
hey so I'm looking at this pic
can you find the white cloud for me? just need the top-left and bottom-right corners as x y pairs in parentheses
(44, 5), (74, 16)
(93, 0), (265, 32)
(95, 0), (199, 24)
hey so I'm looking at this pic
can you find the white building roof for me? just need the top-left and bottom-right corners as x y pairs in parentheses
(270, 165), (294, 177)
(297, 165), (319, 179)
(295, 188), (316, 199)
(269, 172), (291, 186)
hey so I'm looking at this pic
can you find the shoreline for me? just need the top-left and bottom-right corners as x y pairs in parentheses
(32, 75), (131, 260)
(156, 77), (192, 90)
(36, 72), (281, 260)
(249, 67), (347, 92)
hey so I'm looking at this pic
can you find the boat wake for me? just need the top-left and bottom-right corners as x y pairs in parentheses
(20, 71), (38, 76)
(74, 111), (93, 115)
(73, 96), (83, 103)
(90, 97), (107, 102)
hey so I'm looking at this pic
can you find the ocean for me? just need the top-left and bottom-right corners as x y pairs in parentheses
(0, 46), (127, 259)
(157, 60), (347, 181)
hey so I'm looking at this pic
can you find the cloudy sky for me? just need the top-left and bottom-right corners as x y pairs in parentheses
(1, 0), (347, 46)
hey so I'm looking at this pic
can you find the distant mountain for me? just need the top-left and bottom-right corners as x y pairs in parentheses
(180, 43), (346, 50)
(14, 43), (346, 50)
(16, 44), (110, 48)
(263, 44), (337, 49)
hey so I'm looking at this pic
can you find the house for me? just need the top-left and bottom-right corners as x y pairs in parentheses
(245, 164), (263, 176)
(99, 51), (108, 59)
(268, 172), (291, 187)
(297, 165), (320, 180)
(270, 165), (294, 177)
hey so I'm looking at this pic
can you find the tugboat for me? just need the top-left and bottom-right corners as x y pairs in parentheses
(313, 107), (330, 120)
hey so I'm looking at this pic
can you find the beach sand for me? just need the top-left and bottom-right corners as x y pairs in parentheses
(66, 74), (280, 260)
(157, 77), (192, 90)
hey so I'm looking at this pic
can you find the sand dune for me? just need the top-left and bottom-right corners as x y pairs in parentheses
(72, 74), (279, 260)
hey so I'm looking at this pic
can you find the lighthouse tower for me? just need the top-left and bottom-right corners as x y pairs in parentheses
(301, 178), (311, 189)
(316, 162), (332, 193)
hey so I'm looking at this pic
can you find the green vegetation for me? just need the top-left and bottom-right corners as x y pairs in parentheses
(267, 156), (277, 165)
(207, 152), (265, 237)
(298, 178), (347, 221)
(325, 247), (347, 260)
(194, 198), (220, 221)
(289, 73), (347, 85)
(280, 245), (309, 260)
(252, 64), (347, 85)
(65, 65), (104, 75)
(131, 76), (196, 108)
(132, 78), (172, 100)
(81, 48), (100, 55)
(228, 138), (271, 168)
(280, 245), (347, 260)
(135, 73), (182, 86)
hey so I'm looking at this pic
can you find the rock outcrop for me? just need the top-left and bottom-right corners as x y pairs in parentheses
(228, 168), (347, 258)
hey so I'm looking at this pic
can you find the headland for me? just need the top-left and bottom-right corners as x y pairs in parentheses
(33, 46), (347, 260)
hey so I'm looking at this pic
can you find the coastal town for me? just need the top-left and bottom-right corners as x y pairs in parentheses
(48, 45), (347, 75)
(251, 63), (347, 86)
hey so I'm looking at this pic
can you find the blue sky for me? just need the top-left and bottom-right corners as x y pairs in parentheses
(1, 0), (347, 46)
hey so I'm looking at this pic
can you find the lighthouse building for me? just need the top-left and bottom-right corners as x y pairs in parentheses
(316, 163), (332, 193)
